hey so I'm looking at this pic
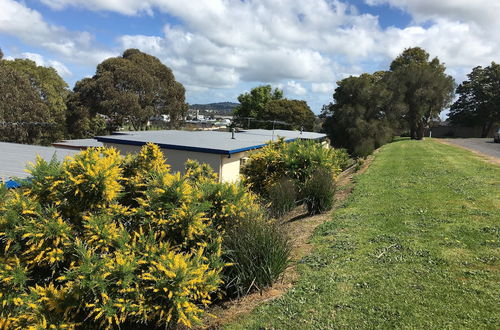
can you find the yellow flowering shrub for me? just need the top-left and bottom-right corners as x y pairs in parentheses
(184, 159), (218, 183)
(241, 139), (347, 196)
(241, 139), (351, 214)
(0, 143), (261, 328)
(120, 142), (171, 206)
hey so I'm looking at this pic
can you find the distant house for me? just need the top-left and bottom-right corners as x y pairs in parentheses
(95, 129), (327, 182)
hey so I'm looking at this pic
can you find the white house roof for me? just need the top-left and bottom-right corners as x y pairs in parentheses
(96, 129), (327, 155)
(0, 142), (79, 179)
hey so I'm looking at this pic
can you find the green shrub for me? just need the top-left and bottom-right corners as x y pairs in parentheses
(303, 169), (337, 215)
(0, 143), (263, 329)
(353, 138), (377, 158)
(222, 218), (291, 297)
(242, 140), (340, 196)
(266, 178), (297, 219)
(241, 139), (349, 217)
(183, 161), (289, 298)
(331, 148), (351, 171)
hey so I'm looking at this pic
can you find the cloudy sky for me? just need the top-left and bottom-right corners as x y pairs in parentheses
(1, 0), (499, 114)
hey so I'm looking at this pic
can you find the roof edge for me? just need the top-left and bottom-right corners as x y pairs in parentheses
(95, 134), (325, 155)
(95, 136), (232, 155)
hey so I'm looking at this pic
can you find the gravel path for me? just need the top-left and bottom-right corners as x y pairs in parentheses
(443, 138), (500, 159)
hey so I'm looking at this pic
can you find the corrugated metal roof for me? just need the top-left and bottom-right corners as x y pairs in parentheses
(96, 129), (326, 155)
(0, 142), (79, 179)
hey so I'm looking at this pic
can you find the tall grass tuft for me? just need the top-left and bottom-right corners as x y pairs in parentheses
(303, 169), (336, 215)
(222, 218), (291, 297)
(267, 177), (297, 219)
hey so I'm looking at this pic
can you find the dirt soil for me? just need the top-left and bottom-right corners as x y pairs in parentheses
(201, 155), (375, 329)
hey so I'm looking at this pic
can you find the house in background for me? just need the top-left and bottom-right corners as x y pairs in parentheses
(95, 129), (327, 182)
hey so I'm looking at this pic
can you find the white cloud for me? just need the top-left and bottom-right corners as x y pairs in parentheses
(364, 0), (500, 69)
(113, 1), (375, 91)
(382, 20), (496, 68)
(40, 0), (156, 15)
(4, 0), (500, 112)
(312, 82), (334, 94)
(20, 52), (72, 77)
(0, 0), (115, 66)
(365, 0), (500, 29)
(285, 81), (307, 96)
(108, 0), (500, 96)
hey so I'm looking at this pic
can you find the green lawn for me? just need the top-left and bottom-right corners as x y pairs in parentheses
(226, 139), (500, 329)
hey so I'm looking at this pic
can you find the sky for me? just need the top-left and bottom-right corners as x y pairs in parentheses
(1, 0), (500, 115)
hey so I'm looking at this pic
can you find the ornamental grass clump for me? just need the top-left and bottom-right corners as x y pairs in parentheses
(222, 218), (291, 297)
(0, 143), (263, 329)
(302, 169), (337, 215)
(266, 178), (297, 219)
(184, 161), (291, 298)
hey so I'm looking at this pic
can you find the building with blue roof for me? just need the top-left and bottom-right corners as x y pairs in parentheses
(96, 129), (327, 182)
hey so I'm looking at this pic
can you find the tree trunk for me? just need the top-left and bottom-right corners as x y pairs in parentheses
(416, 121), (425, 140)
(481, 121), (493, 138)
(409, 121), (418, 140)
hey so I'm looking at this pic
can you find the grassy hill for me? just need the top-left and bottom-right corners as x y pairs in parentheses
(226, 138), (500, 329)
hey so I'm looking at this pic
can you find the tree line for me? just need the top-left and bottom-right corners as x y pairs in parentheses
(322, 47), (500, 157)
(0, 49), (187, 145)
(2, 46), (498, 149)
(1, 46), (315, 146)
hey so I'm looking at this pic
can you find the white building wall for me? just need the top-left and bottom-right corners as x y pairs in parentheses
(103, 142), (244, 182)
(220, 151), (246, 182)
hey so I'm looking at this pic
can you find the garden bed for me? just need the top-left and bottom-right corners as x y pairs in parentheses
(202, 158), (371, 328)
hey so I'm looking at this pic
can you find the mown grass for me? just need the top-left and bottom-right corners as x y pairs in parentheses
(225, 139), (500, 329)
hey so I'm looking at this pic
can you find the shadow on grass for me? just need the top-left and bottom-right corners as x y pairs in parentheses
(284, 212), (310, 224)
(391, 136), (411, 143)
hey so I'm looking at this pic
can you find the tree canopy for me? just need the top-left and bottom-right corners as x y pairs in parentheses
(388, 47), (455, 140)
(448, 62), (500, 137)
(69, 49), (187, 137)
(323, 72), (397, 156)
(233, 85), (315, 130)
(234, 85), (283, 120)
(260, 99), (315, 130)
(323, 47), (455, 156)
(0, 58), (68, 144)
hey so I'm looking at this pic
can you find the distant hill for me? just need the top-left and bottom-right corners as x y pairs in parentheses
(189, 102), (239, 115)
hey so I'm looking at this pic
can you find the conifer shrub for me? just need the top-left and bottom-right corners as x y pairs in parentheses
(0, 143), (263, 329)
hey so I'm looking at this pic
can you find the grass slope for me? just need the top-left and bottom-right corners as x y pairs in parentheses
(226, 139), (500, 329)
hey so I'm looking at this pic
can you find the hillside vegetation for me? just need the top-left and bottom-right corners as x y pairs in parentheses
(228, 139), (500, 329)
